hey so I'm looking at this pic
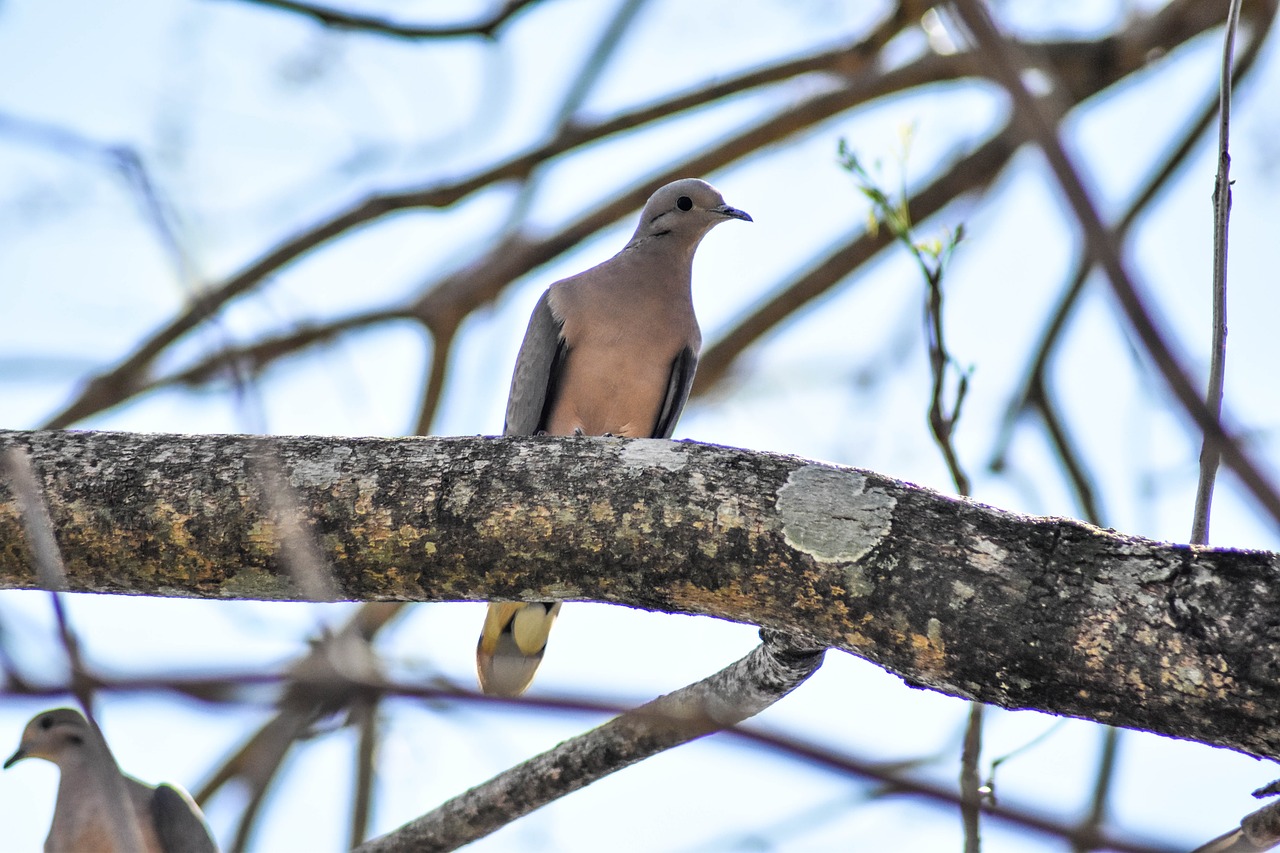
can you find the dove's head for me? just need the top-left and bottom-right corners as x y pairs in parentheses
(4, 708), (92, 769)
(629, 178), (751, 247)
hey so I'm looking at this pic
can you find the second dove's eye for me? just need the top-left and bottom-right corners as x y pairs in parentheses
(676, 196), (693, 211)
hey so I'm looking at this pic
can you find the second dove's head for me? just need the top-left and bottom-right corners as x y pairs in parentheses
(632, 178), (751, 246)
(4, 708), (92, 769)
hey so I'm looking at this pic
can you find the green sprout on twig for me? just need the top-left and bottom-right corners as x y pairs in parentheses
(839, 134), (972, 496)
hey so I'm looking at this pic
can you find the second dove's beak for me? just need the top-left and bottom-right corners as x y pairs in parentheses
(3, 748), (26, 769)
(716, 204), (752, 222)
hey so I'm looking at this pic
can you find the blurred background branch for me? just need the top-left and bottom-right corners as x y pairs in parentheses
(5, 1), (1280, 850)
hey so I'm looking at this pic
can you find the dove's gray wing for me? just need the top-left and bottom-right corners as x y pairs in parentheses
(653, 346), (699, 439)
(503, 290), (567, 437)
(151, 784), (219, 853)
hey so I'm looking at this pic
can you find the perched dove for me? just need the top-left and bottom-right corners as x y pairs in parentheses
(5, 707), (218, 853)
(476, 178), (752, 696)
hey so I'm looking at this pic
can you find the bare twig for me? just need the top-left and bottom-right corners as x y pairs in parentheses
(499, 0), (649, 233)
(696, 0), (1241, 399)
(193, 602), (403, 851)
(921, 234), (972, 497)
(154, 307), (413, 392)
(349, 696), (379, 850)
(0, 449), (89, 706)
(960, 702), (984, 853)
(989, 0), (1271, 525)
(225, 0), (540, 40)
(949, 0), (1280, 532)
(0, 112), (193, 286)
(1, 663), (1175, 853)
(696, 124), (1015, 398)
(1031, 374), (1106, 525)
(354, 631), (824, 853)
(1073, 726), (1122, 853)
(42, 0), (1221, 431)
(1191, 0), (1244, 545)
(1192, 795), (1280, 852)
(40, 26), (924, 430)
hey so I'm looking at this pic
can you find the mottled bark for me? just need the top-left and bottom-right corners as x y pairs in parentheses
(1, 429), (1278, 759)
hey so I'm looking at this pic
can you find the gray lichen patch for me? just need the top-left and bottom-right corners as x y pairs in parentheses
(776, 465), (895, 564)
(288, 446), (356, 487)
(620, 439), (689, 472)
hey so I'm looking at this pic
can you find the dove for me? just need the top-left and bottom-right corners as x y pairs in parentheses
(477, 178), (751, 696)
(5, 707), (218, 853)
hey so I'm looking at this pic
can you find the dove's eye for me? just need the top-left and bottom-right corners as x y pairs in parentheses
(39, 716), (54, 730)
(676, 196), (693, 211)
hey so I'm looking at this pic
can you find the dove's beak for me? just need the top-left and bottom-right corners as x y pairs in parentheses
(716, 204), (752, 222)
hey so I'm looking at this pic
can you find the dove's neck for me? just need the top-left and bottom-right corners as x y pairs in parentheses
(616, 236), (698, 299)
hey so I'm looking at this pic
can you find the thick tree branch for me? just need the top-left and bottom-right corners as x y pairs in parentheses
(2, 429), (1279, 762)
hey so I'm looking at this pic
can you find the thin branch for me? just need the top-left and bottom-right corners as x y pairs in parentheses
(411, 323), (455, 437)
(840, 133), (981, 848)
(194, 602), (404, 838)
(410, 0), (651, 435)
(152, 307), (413, 392)
(1073, 726), (1122, 853)
(45, 0), (1210, 432)
(1191, 0), (1244, 545)
(960, 702), (984, 853)
(921, 236), (972, 497)
(1192, 796), (1280, 852)
(208, 609), (391, 853)
(1034, 379), (1106, 525)
(354, 631), (825, 853)
(0, 450), (89, 706)
(221, 713), (312, 853)
(40, 25), (924, 430)
(989, 4), (1270, 523)
(225, 0), (540, 40)
(0, 665), (1176, 853)
(0, 112), (193, 287)
(498, 0), (650, 233)
(949, 0), (1280, 532)
(838, 139), (972, 497)
(695, 124), (1018, 396)
(349, 697), (379, 850)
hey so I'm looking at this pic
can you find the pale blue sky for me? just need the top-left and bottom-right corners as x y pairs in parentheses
(2, 1), (1280, 850)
